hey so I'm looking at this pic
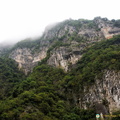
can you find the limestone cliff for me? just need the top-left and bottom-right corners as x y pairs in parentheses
(9, 47), (48, 74)
(47, 44), (83, 71)
(2, 17), (120, 116)
(79, 70), (120, 114)
(94, 17), (120, 39)
(46, 17), (120, 71)
(9, 17), (120, 73)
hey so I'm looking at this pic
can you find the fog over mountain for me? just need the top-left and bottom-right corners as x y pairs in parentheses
(1, 15), (120, 119)
(0, 0), (120, 46)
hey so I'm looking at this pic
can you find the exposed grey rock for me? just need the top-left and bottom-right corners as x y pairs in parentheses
(47, 46), (82, 71)
(9, 47), (48, 74)
(94, 17), (120, 39)
(80, 70), (120, 114)
(9, 17), (120, 74)
(7, 17), (120, 114)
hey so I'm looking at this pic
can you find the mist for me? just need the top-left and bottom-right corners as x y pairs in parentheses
(0, 0), (120, 47)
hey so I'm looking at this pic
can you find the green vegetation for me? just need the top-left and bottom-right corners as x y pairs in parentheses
(49, 18), (98, 35)
(63, 19), (97, 29)
(112, 111), (120, 120)
(57, 35), (120, 99)
(0, 35), (120, 119)
(13, 38), (40, 49)
(0, 57), (25, 99)
(113, 19), (120, 28)
(10, 38), (42, 54)
(0, 63), (95, 120)
(74, 35), (120, 85)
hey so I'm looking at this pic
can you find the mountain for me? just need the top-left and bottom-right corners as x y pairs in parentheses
(8, 17), (120, 74)
(0, 17), (120, 120)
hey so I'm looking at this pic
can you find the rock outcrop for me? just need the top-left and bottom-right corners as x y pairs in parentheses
(94, 17), (120, 39)
(80, 70), (120, 114)
(1, 17), (120, 115)
(9, 17), (120, 73)
(9, 47), (48, 74)
(47, 46), (82, 71)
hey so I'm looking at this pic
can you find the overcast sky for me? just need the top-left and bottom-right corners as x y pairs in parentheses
(0, 0), (120, 44)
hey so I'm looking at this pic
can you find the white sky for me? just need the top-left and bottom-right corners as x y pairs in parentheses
(0, 0), (120, 44)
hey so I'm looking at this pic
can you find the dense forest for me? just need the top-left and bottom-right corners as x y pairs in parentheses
(0, 35), (120, 120)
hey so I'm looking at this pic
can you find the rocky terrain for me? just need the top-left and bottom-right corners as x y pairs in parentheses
(81, 70), (120, 114)
(9, 17), (120, 74)
(1, 17), (120, 119)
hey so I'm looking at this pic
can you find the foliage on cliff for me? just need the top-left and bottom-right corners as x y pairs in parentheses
(0, 57), (25, 99)
(0, 64), (95, 120)
(60, 35), (120, 99)
(0, 35), (120, 119)
(76, 35), (120, 83)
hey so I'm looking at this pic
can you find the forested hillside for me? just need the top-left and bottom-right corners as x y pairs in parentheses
(0, 35), (120, 119)
(0, 57), (25, 99)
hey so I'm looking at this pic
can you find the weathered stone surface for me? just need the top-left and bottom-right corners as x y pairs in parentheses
(9, 17), (120, 73)
(6, 17), (120, 114)
(47, 47), (82, 71)
(9, 47), (48, 74)
(94, 17), (120, 39)
(80, 70), (120, 113)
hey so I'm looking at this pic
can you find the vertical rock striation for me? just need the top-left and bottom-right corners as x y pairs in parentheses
(80, 70), (120, 113)
(9, 17), (120, 73)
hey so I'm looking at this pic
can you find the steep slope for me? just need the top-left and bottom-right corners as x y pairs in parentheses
(9, 17), (120, 74)
(0, 57), (25, 99)
(9, 38), (49, 74)
(83, 70), (120, 114)
(0, 64), (95, 120)
(61, 35), (120, 114)
(1, 16), (120, 120)
(0, 34), (120, 120)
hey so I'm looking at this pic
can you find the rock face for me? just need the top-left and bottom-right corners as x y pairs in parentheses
(94, 17), (120, 39)
(9, 47), (48, 74)
(45, 18), (120, 71)
(9, 17), (120, 73)
(43, 19), (105, 41)
(80, 70), (120, 114)
(47, 46), (82, 71)
(5, 17), (120, 114)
